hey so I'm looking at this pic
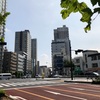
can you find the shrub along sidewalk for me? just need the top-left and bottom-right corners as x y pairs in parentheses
(0, 89), (13, 100)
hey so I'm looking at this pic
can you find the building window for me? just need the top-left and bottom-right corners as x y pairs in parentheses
(92, 63), (98, 68)
(86, 64), (88, 68)
(91, 55), (97, 60)
(85, 54), (87, 62)
(98, 55), (100, 60)
(76, 59), (80, 63)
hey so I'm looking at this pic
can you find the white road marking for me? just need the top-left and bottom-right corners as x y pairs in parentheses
(70, 87), (85, 90)
(0, 84), (10, 87)
(0, 81), (57, 88)
(70, 87), (100, 93)
(9, 95), (27, 100)
(6, 83), (17, 86)
(45, 90), (87, 100)
(0, 85), (3, 87)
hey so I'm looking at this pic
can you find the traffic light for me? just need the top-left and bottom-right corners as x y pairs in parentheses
(75, 49), (83, 55)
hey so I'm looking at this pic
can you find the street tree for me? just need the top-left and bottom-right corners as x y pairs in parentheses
(0, 12), (10, 42)
(60, 0), (100, 32)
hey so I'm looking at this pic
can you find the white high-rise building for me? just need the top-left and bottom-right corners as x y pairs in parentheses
(51, 25), (71, 75)
(15, 30), (32, 75)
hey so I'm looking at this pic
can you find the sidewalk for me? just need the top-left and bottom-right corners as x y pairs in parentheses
(64, 77), (92, 83)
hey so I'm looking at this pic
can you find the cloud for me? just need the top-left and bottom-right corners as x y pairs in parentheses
(39, 54), (51, 67)
(5, 28), (11, 33)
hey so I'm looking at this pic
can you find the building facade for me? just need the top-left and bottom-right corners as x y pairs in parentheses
(31, 39), (37, 76)
(16, 53), (25, 73)
(15, 30), (32, 75)
(2, 52), (17, 74)
(73, 50), (99, 74)
(51, 25), (71, 75)
(82, 50), (98, 71)
(0, 0), (7, 72)
(0, 0), (6, 37)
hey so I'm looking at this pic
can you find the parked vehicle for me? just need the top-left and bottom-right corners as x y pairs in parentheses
(21, 75), (27, 79)
(53, 74), (62, 78)
(85, 72), (100, 79)
(0, 73), (12, 80)
(35, 74), (42, 78)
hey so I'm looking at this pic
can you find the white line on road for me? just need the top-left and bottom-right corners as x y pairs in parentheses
(0, 84), (10, 87)
(45, 90), (87, 100)
(9, 95), (27, 100)
(70, 87), (100, 93)
(70, 87), (85, 91)
(0, 85), (3, 87)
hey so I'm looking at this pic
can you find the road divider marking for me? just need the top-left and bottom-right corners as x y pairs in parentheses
(42, 86), (100, 98)
(45, 90), (87, 100)
(14, 88), (55, 100)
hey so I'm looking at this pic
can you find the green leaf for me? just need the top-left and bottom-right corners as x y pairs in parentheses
(61, 9), (70, 19)
(78, 2), (88, 12)
(84, 24), (91, 33)
(60, 0), (70, 8)
(94, 7), (100, 13)
(90, 0), (98, 6)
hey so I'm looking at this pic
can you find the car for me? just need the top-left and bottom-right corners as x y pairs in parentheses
(53, 74), (62, 78)
(22, 75), (27, 79)
(85, 72), (100, 79)
(35, 74), (42, 78)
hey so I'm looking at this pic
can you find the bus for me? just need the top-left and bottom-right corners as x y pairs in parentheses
(0, 73), (12, 80)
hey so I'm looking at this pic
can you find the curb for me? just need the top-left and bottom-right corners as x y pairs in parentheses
(64, 80), (92, 84)
(35, 78), (61, 81)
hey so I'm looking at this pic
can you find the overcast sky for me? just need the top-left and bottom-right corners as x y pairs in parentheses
(5, 0), (100, 67)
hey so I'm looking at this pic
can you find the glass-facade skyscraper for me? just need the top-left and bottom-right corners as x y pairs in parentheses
(15, 30), (32, 75)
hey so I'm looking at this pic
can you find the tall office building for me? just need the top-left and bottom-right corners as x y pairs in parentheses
(51, 25), (71, 75)
(15, 30), (32, 75)
(0, 0), (7, 72)
(31, 39), (37, 76)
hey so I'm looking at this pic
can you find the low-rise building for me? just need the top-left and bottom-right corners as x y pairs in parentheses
(2, 52), (17, 74)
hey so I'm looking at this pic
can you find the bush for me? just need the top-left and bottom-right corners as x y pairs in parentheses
(0, 89), (6, 97)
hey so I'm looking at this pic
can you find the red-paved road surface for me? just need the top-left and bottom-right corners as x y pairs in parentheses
(6, 83), (100, 100)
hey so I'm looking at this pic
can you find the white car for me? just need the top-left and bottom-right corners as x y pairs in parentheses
(53, 74), (62, 78)
(35, 74), (42, 78)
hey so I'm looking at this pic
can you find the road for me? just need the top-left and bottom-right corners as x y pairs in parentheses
(2, 78), (100, 100)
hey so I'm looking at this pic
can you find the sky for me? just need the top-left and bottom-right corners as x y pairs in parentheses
(5, 0), (100, 67)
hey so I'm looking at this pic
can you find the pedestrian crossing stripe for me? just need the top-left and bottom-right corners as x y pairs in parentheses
(0, 85), (3, 87)
(0, 81), (57, 88)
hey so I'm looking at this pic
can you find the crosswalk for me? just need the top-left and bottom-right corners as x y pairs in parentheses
(0, 81), (57, 88)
